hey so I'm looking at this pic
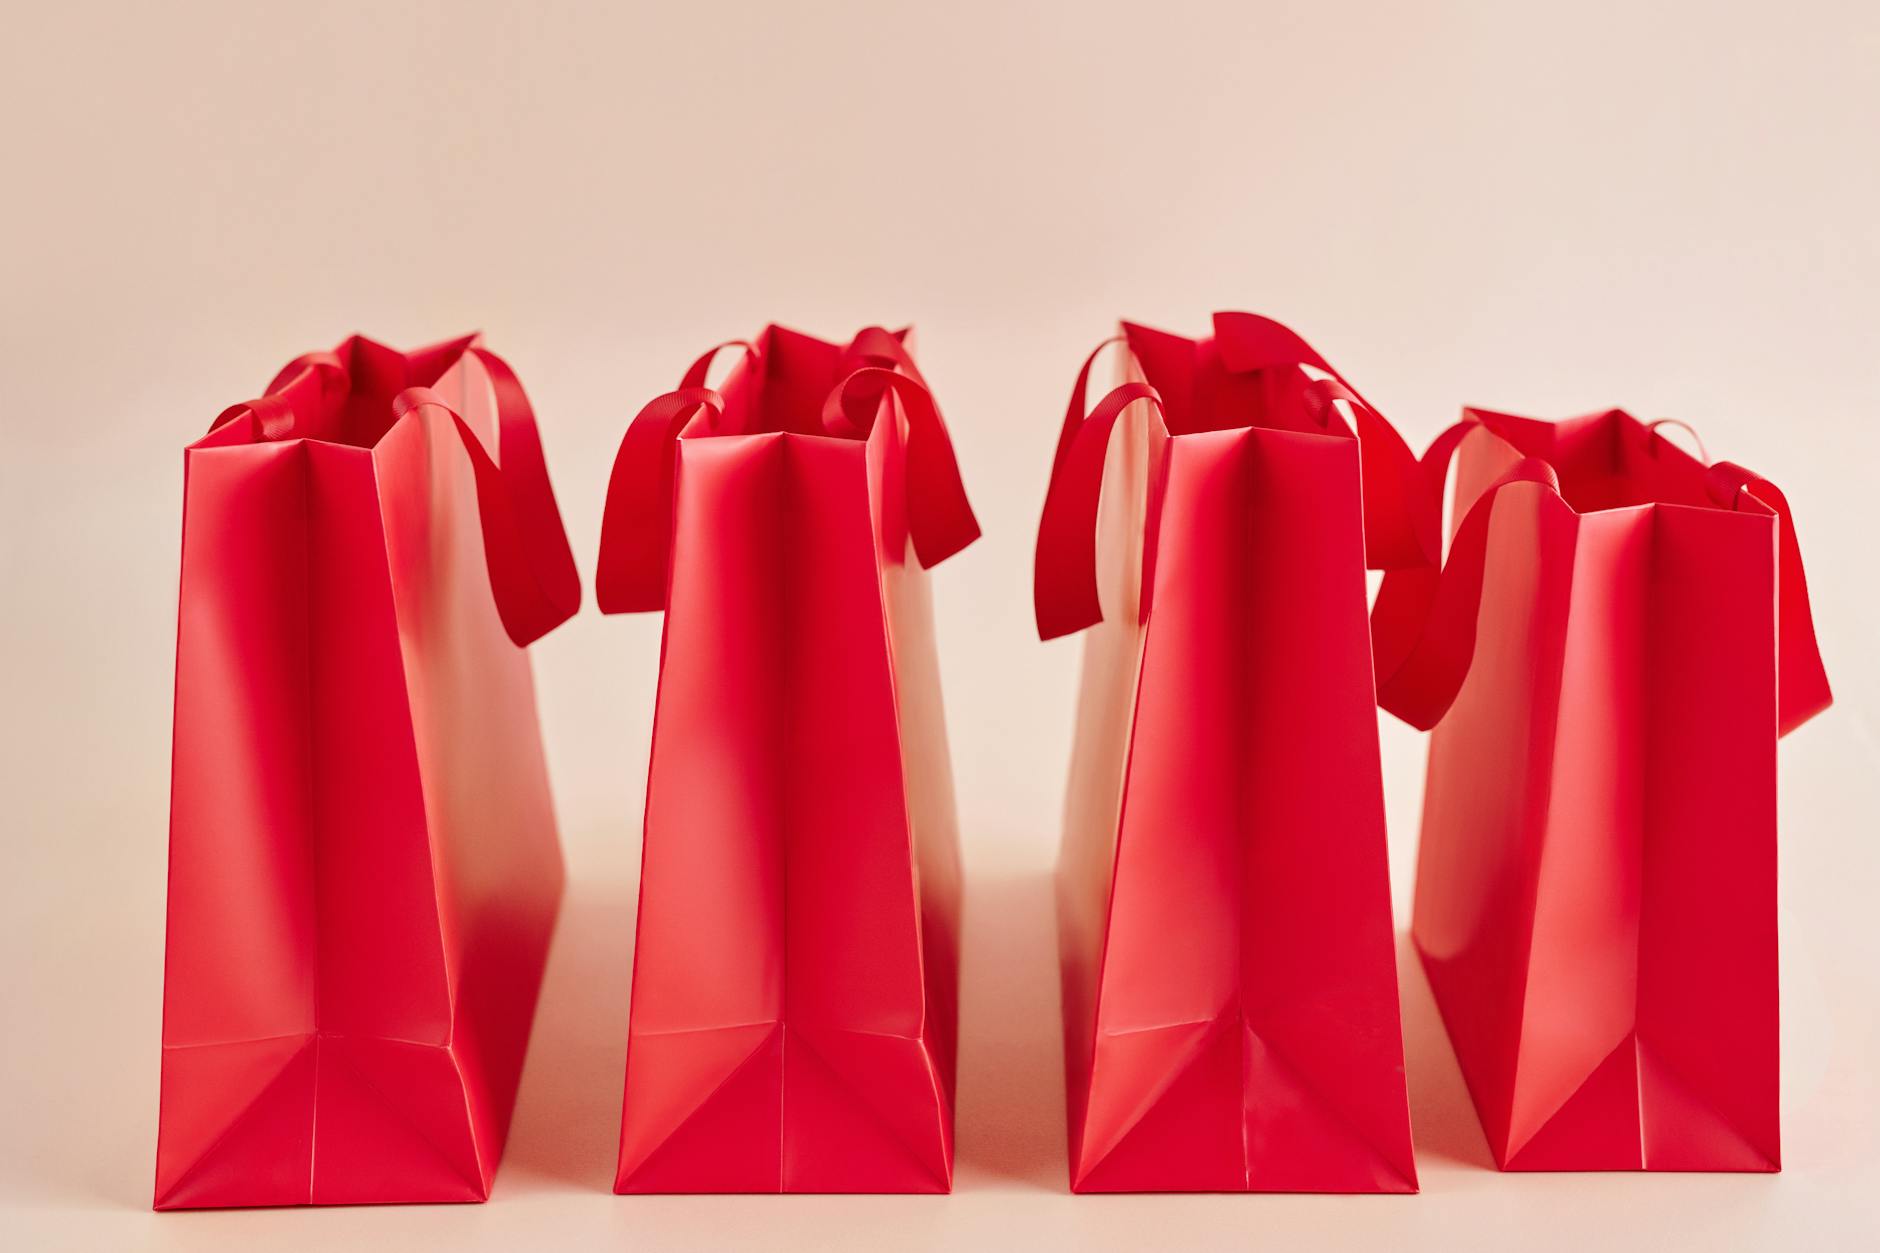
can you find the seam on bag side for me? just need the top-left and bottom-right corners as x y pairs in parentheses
(1080, 434), (1163, 1181)
(1638, 505), (1659, 1166)
(300, 440), (320, 1204)
(867, 398), (930, 1067)
(776, 434), (791, 1191)
(1233, 430), (1257, 1189)
(616, 434), (686, 1190)
(156, 446), (199, 1203)
(861, 392), (958, 1172)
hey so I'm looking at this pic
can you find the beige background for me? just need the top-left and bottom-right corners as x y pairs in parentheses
(4, 1), (1878, 1249)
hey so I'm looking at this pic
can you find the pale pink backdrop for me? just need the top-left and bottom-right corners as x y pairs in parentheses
(3, 2), (1876, 1249)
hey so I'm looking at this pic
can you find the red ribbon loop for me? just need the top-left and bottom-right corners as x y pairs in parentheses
(679, 340), (760, 391)
(838, 327), (926, 384)
(209, 352), (349, 441)
(459, 347), (583, 644)
(820, 366), (981, 568)
(595, 388), (726, 614)
(1704, 460), (1832, 733)
(1646, 417), (1710, 464)
(209, 394), (298, 441)
(1369, 416), (1562, 728)
(377, 372), (582, 643)
(1033, 378), (1167, 641)
(385, 363), (582, 647)
(1050, 336), (1128, 480)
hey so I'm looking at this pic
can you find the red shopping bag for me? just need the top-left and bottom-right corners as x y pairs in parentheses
(1373, 407), (1831, 1171)
(597, 325), (978, 1193)
(1035, 313), (1424, 1193)
(157, 336), (579, 1208)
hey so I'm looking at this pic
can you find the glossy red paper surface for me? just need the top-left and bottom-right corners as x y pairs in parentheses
(1384, 409), (1830, 1171)
(601, 327), (973, 1193)
(1041, 316), (1417, 1193)
(156, 338), (573, 1208)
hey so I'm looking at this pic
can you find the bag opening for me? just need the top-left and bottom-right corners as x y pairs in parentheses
(1475, 408), (1717, 514)
(217, 335), (476, 448)
(1120, 321), (1335, 440)
(705, 325), (915, 440)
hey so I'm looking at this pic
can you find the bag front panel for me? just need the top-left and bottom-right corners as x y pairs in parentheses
(1073, 426), (1412, 1191)
(621, 425), (950, 1192)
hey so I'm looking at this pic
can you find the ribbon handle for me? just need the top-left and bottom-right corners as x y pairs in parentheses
(837, 326), (927, 385)
(1212, 311), (1432, 570)
(208, 350), (349, 441)
(595, 387), (725, 614)
(820, 366), (981, 568)
(1033, 375), (1166, 641)
(679, 340), (760, 390)
(1705, 461), (1832, 733)
(1368, 417), (1561, 728)
(461, 347), (583, 644)
(388, 361), (582, 647)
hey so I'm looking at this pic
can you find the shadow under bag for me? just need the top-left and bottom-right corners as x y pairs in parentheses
(1035, 313), (1427, 1193)
(157, 336), (579, 1208)
(1373, 407), (1831, 1171)
(598, 326), (978, 1193)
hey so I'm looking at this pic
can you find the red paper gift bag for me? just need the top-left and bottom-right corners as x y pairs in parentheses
(597, 326), (978, 1194)
(157, 336), (579, 1209)
(1373, 407), (1831, 1171)
(1035, 314), (1424, 1193)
